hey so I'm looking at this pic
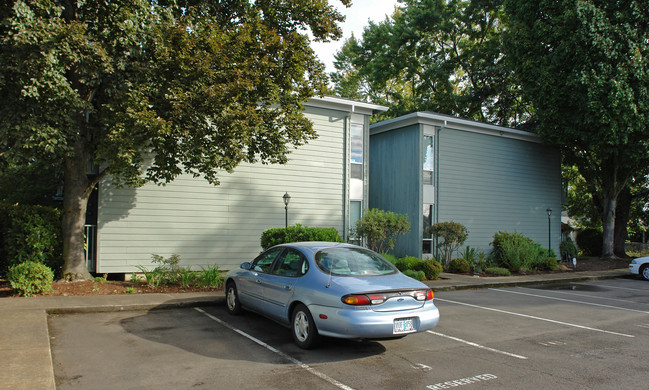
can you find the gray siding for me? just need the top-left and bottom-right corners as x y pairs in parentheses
(369, 124), (421, 257)
(96, 106), (353, 273)
(437, 128), (562, 256)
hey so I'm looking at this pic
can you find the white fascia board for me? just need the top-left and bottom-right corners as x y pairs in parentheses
(305, 95), (388, 116)
(370, 112), (541, 143)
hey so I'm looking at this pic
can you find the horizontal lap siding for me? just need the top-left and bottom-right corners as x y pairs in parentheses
(438, 128), (561, 256)
(97, 107), (348, 272)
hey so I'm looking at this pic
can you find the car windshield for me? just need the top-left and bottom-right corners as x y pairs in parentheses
(315, 247), (397, 276)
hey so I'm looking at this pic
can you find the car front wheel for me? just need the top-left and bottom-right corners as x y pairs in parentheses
(291, 304), (320, 349)
(225, 281), (243, 315)
(641, 265), (649, 281)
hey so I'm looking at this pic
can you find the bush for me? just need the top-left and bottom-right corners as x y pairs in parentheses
(576, 228), (602, 256)
(394, 256), (422, 272)
(538, 257), (558, 271)
(261, 224), (343, 250)
(428, 221), (468, 265)
(0, 204), (62, 278)
(353, 209), (410, 253)
(7, 261), (54, 296)
(419, 259), (443, 280)
(402, 269), (426, 281)
(491, 231), (554, 272)
(484, 267), (511, 276)
(447, 258), (471, 274)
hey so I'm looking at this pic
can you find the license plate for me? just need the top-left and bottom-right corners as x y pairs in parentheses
(393, 318), (416, 334)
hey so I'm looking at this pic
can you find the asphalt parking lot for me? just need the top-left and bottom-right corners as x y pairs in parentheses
(49, 277), (649, 390)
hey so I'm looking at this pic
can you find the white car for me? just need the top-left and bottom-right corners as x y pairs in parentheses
(629, 256), (649, 281)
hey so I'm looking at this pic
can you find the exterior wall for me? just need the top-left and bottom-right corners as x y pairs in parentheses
(437, 128), (562, 256)
(96, 105), (362, 273)
(369, 124), (421, 257)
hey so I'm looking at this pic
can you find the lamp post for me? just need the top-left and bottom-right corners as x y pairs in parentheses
(546, 208), (552, 256)
(283, 192), (291, 228)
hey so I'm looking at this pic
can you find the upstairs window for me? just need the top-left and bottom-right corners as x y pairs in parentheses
(423, 135), (434, 185)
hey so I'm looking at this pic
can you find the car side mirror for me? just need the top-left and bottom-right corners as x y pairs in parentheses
(240, 262), (252, 270)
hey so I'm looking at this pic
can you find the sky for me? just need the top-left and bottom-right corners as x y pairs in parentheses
(310, 0), (400, 74)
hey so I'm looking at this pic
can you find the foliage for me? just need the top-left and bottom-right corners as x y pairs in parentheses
(196, 265), (224, 288)
(354, 209), (410, 253)
(261, 224), (343, 251)
(394, 256), (441, 280)
(447, 258), (471, 274)
(504, 0), (649, 258)
(420, 259), (443, 280)
(381, 253), (399, 265)
(125, 287), (136, 294)
(576, 229), (603, 257)
(459, 246), (479, 264)
(6, 261), (54, 297)
(628, 249), (649, 258)
(484, 267), (511, 277)
(394, 256), (422, 273)
(428, 221), (468, 265)
(402, 269), (426, 281)
(0, 161), (62, 207)
(560, 240), (578, 261)
(491, 231), (555, 272)
(0, 0), (351, 280)
(0, 204), (63, 278)
(330, 0), (530, 126)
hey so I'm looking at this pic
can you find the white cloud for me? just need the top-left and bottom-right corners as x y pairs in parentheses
(311, 0), (399, 74)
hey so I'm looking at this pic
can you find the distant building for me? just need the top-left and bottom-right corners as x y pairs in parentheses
(369, 112), (562, 259)
(87, 97), (387, 273)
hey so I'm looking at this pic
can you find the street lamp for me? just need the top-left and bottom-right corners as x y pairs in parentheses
(546, 208), (552, 257)
(283, 192), (291, 228)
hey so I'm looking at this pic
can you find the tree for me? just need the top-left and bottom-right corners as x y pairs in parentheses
(504, 0), (649, 259)
(354, 209), (410, 254)
(0, 0), (350, 280)
(330, 0), (530, 127)
(428, 221), (468, 265)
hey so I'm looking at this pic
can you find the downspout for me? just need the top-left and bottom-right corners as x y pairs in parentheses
(434, 120), (446, 259)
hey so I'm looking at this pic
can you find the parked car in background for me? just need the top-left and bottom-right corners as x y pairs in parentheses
(629, 256), (649, 281)
(224, 242), (440, 349)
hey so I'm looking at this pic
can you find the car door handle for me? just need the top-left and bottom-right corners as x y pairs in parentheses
(256, 279), (262, 284)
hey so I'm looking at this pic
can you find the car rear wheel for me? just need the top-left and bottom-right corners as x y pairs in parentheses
(291, 304), (320, 349)
(641, 265), (649, 281)
(225, 281), (243, 315)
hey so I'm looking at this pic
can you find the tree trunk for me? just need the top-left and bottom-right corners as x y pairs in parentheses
(600, 191), (616, 259)
(61, 139), (93, 281)
(614, 187), (631, 258)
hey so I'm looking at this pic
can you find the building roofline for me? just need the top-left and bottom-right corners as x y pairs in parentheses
(370, 112), (541, 143)
(305, 96), (388, 116)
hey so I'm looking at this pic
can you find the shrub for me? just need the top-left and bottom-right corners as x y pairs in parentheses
(484, 267), (511, 276)
(419, 259), (443, 280)
(491, 231), (554, 272)
(576, 228), (602, 256)
(428, 221), (468, 265)
(403, 269), (426, 281)
(353, 209), (410, 253)
(0, 204), (63, 278)
(6, 261), (54, 296)
(447, 258), (471, 274)
(261, 224), (343, 250)
(394, 256), (422, 272)
(381, 253), (399, 265)
(137, 254), (183, 288)
(538, 257), (558, 271)
(197, 265), (223, 288)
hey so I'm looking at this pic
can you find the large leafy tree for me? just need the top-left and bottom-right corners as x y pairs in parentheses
(0, 0), (350, 280)
(330, 0), (530, 127)
(504, 0), (649, 259)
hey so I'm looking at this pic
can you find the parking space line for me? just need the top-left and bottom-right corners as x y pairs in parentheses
(426, 331), (527, 360)
(436, 298), (635, 338)
(517, 286), (649, 305)
(594, 283), (649, 292)
(490, 288), (649, 314)
(194, 308), (356, 390)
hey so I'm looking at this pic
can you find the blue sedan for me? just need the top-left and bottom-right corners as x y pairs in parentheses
(224, 242), (440, 349)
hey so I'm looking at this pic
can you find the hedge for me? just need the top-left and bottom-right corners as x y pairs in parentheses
(260, 224), (343, 250)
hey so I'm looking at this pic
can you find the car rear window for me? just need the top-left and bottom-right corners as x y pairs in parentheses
(315, 247), (397, 276)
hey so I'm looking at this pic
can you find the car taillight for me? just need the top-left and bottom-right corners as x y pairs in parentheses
(414, 290), (434, 301)
(342, 295), (371, 305)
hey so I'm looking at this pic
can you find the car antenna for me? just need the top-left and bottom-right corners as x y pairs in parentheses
(326, 256), (335, 288)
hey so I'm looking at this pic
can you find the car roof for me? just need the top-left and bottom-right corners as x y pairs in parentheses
(278, 241), (360, 254)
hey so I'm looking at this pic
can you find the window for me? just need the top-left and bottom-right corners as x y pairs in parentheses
(422, 204), (434, 254)
(252, 247), (282, 273)
(350, 123), (364, 200)
(350, 123), (364, 164)
(423, 135), (434, 185)
(272, 248), (308, 277)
